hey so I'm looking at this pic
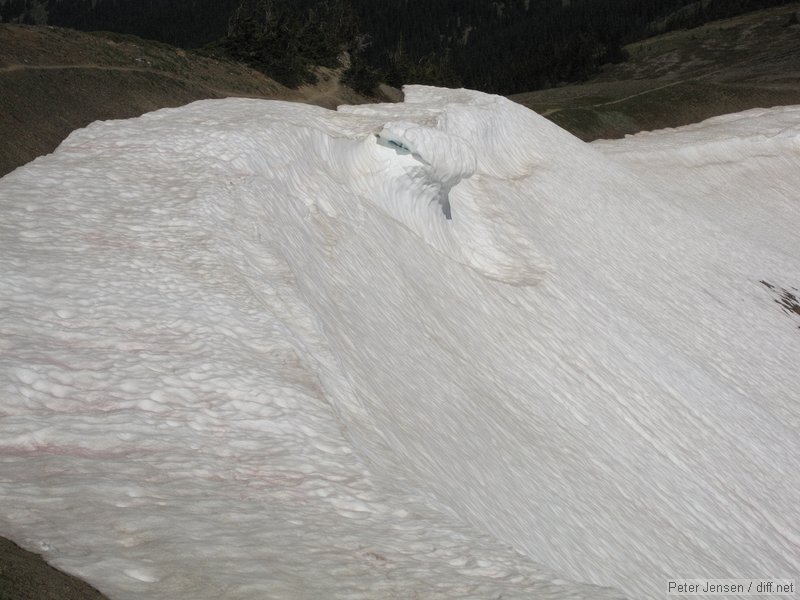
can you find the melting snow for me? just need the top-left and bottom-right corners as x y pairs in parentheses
(0, 87), (798, 599)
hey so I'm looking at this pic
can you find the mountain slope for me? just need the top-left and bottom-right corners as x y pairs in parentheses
(3, 4), (798, 176)
(0, 24), (375, 177)
(6, 0), (795, 95)
(1, 88), (798, 599)
(512, 3), (800, 139)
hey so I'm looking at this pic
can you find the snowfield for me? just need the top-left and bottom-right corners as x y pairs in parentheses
(0, 86), (798, 599)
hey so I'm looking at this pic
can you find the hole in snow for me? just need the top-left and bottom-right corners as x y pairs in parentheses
(375, 132), (453, 220)
(439, 190), (452, 220)
(376, 133), (412, 155)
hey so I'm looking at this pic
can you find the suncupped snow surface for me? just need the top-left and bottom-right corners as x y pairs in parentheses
(1, 87), (798, 600)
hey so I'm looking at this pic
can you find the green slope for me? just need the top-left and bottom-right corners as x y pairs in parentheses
(511, 3), (800, 140)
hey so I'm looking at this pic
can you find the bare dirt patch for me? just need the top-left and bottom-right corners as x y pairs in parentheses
(0, 536), (110, 600)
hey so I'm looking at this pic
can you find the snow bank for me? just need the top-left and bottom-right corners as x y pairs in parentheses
(0, 87), (798, 600)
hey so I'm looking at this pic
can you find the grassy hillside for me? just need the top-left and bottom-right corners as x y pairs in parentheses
(511, 3), (800, 140)
(0, 24), (376, 177)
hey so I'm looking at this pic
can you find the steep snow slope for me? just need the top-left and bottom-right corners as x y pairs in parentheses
(0, 87), (798, 600)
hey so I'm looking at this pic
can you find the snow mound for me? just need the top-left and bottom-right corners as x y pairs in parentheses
(343, 88), (555, 285)
(1, 87), (798, 600)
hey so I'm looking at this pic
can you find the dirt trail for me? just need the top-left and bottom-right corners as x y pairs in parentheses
(0, 62), (282, 100)
(0, 63), (146, 71)
(593, 79), (687, 107)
